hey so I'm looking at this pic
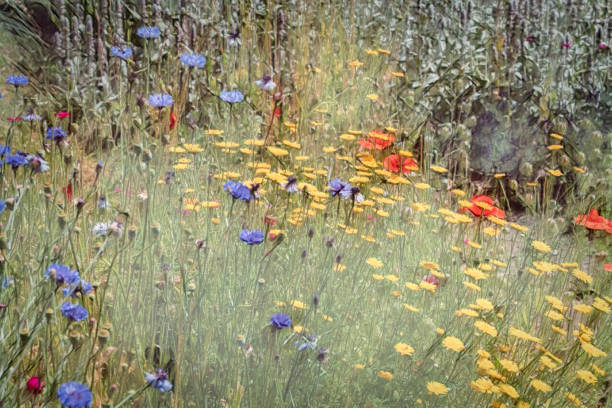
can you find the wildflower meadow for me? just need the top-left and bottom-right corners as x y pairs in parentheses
(0, 1), (610, 407)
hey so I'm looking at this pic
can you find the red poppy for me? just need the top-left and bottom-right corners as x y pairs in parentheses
(62, 183), (73, 202)
(383, 154), (418, 173)
(358, 131), (395, 150)
(273, 107), (282, 118)
(574, 209), (612, 233)
(460, 194), (505, 219)
(169, 110), (177, 130)
(27, 376), (44, 394)
(54, 112), (70, 119)
(604, 264), (612, 272)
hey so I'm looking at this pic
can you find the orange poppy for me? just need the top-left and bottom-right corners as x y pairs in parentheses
(383, 154), (418, 173)
(358, 131), (395, 150)
(574, 209), (612, 233)
(460, 194), (505, 219)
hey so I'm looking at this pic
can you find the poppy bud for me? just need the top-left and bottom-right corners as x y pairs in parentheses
(69, 330), (80, 347)
(301, 250), (307, 259)
(519, 161), (533, 178)
(508, 179), (519, 191)
(336, 253), (342, 263)
(313, 295), (319, 307)
(5, 197), (15, 211)
(76, 198), (85, 212)
(307, 227), (314, 239)
(128, 225), (138, 240)
(98, 329), (110, 346)
(26, 376), (44, 394)
(151, 222), (161, 238)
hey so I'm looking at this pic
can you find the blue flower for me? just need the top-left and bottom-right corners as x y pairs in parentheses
(295, 334), (318, 351)
(240, 229), (264, 245)
(180, 53), (206, 68)
(6, 75), (28, 86)
(136, 26), (161, 39)
(148, 94), (173, 108)
(46, 127), (67, 141)
(0, 200), (5, 214)
(1, 275), (14, 289)
(255, 75), (276, 91)
(110, 46), (133, 60)
(21, 112), (41, 121)
(5, 154), (27, 168)
(57, 381), (93, 407)
(62, 279), (93, 298)
(270, 313), (291, 329)
(0, 145), (10, 156)
(223, 180), (251, 202)
(60, 302), (88, 321)
(219, 90), (244, 104)
(145, 369), (173, 392)
(45, 264), (80, 285)
(26, 154), (50, 173)
(328, 178), (350, 198)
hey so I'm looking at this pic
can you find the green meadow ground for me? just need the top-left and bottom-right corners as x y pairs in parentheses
(0, 1), (611, 407)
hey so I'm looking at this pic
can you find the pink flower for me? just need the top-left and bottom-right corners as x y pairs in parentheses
(423, 275), (439, 288)
(54, 112), (70, 119)
(525, 37), (535, 42)
(27, 376), (44, 394)
(561, 43), (571, 48)
(599, 44), (608, 50)
(7, 117), (21, 122)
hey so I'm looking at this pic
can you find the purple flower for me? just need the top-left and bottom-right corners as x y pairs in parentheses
(45, 264), (80, 285)
(57, 382), (92, 407)
(180, 53), (206, 68)
(281, 176), (298, 193)
(145, 369), (173, 392)
(270, 313), (291, 329)
(0, 145), (10, 156)
(5, 154), (28, 168)
(328, 178), (350, 198)
(136, 26), (161, 39)
(255, 75), (276, 91)
(220, 90), (244, 104)
(240, 229), (264, 245)
(110, 46), (133, 60)
(26, 154), (50, 173)
(599, 44), (608, 50)
(46, 127), (67, 142)
(224, 180), (251, 202)
(60, 302), (88, 322)
(6, 75), (28, 86)
(343, 186), (364, 203)
(62, 279), (93, 298)
(562, 42), (571, 48)
(227, 31), (240, 47)
(148, 94), (173, 108)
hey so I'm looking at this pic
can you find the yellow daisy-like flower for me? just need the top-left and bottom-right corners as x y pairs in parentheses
(354, 363), (365, 370)
(498, 358), (519, 373)
(547, 144), (563, 150)
(465, 240), (482, 249)
(576, 369), (597, 384)
(204, 129), (224, 135)
(366, 257), (383, 268)
(490, 259), (507, 267)
(545, 295), (567, 312)
(494, 173), (505, 178)
(509, 222), (529, 232)
(282, 140), (301, 149)
(420, 261), (440, 270)
(549, 132), (564, 140)
(530, 379), (552, 392)
(532, 240), (552, 253)
(419, 281), (437, 293)
(573, 304), (592, 314)
(436, 328), (445, 335)
(334, 263), (346, 272)
(581, 342), (607, 358)
(464, 268), (489, 281)
(547, 168), (563, 177)
(413, 182), (430, 190)
(366, 94), (379, 101)
(509, 327), (541, 343)
(291, 300), (307, 310)
(340, 133), (356, 141)
(405, 282), (420, 291)
(442, 336), (465, 352)
(385, 274), (399, 282)
(394, 342), (415, 356)
(572, 268), (593, 284)
(183, 143), (204, 152)
(322, 146), (337, 154)
(427, 381), (449, 395)
(474, 320), (498, 337)
(404, 304), (419, 313)
(463, 281), (481, 291)
(591, 363), (605, 376)
(267, 146), (289, 157)
(348, 60), (364, 68)
(372, 274), (384, 281)
(545, 310), (564, 321)
(293, 325), (304, 333)
(593, 297), (610, 313)
(452, 189), (466, 197)
(499, 383), (520, 399)
(470, 377), (496, 394)
(377, 370), (393, 381)
(483, 227), (500, 236)
(564, 392), (581, 406)
(473, 298), (494, 311)
(391, 71), (404, 77)
(573, 166), (586, 173)
(430, 165), (447, 173)
(169, 146), (186, 153)
(551, 325), (567, 336)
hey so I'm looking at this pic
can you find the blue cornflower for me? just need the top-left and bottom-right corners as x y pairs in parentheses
(270, 313), (291, 329)
(22, 112), (41, 121)
(0, 145), (10, 156)
(223, 180), (251, 202)
(60, 302), (88, 321)
(296, 334), (318, 351)
(219, 90), (244, 104)
(26, 154), (50, 173)
(281, 176), (298, 193)
(0, 200), (5, 213)
(45, 264), (80, 285)
(145, 369), (173, 392)
(240, 229), (264, 245)
(110, 46), (133, 60)
(57, 381), (93, 407)
(62, 279), (93, 298)
(180, 53), (206, 68)
(1, 275), (14, 289)
(5, 154), (27, 168)
(136, 26), (161, 39)
(148, 94), (173, 108)
(341, 185), (364, 202)
(6, 75), (29, 86)
(328, 178), (350, 198)
(46, 127), (67, 142)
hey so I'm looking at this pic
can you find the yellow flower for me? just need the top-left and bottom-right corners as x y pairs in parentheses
(334, 263), (347, 272)
(547, 144), (563, 150)
(487, 216), (507, 226)
(267, 146), (289, 157)
(465, 240), (482, 249)
(593, 297), (610, 313)
(573, 166), (586, 173)
(405, 282), (420, 291)
(474, 320), (498, 337)
(394, 342), (415, 356)
(322, 146), (337, 153)
(581, 342), (606, 358)
(545, 310), (564, 321)
(377, 48), (391, 55)
(463, 281), (481, 291)
(430, 165), (447, 173)
(419, 281), (437, 293)
(549, 132), (564, 140)
(494, 173), (505, 178)
(183, 143), (204, 152)
(499, 383), (520, 399)
(391, 71), (404, 77)
(530, 379), (552, 392)
(436, 328), (445, 335)
(572, 268), (593, 284)
(547, 168), (563, 177)
(473, 298), (494, 311)
(576, 369), (597, 384)
(426, 381), (449, 395)
(282, 140), (301, 149)
(470, 377), (496, 394)
(532, 240), (552, 253)
(545, 295), (567, 312)
(498, 359), (519, 373)
(509, 327), (541, 343)
(372, 274), (384, 281)
(452, 189), (466, 197)
(340, 133), (356, 141)
(385, 274), (399, 282)
(404, 304), (419, 313)
(573, 304), (592, 314)
(565, 392), (581, 406)
(464, 268), (489, 280)
(456, 308), (479, 318)
(366, 94), (379, 101)
(293, 325), (304, 333)
(169, 146), (186, 153)
(483, 227), (500, 236)
(420, 261), (440, 270)
(291, 300), (307, 310)
(377, 370), (393, 381)
(509, 222), (529, 232)
(442, 336), (465, 352)
(354, 364), (365, 370)
(551, 325), (567, 336)
(414, 182), (430, 190)
(204, 129), (224, 135)
(591, 363), (605, 376)
(348, 60), (364, 68)
(366, 258), (383, 268)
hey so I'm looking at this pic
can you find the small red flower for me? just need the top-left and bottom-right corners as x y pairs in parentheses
(7, 117), (22, 122)
(460, 195), (505, 219)
(169, 110), (177, 130)
(383, 154), (418, 173)
(54, 112), (70, 119)
(62, 183), (73, 202)
(561, 43), (571, 48)
(273, 107), (282, 118)
(358, 131), (395, 150)
(423, 274), (439, 288)
(27, 376), (44, 394)
(574, 209), (612, 233)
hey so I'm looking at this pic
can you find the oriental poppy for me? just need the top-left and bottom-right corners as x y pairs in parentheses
(460, 194), (505, 219)
(383, 154), (418, 173)
(358, 131), (395, 150)
(574, 209), (612, 233)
